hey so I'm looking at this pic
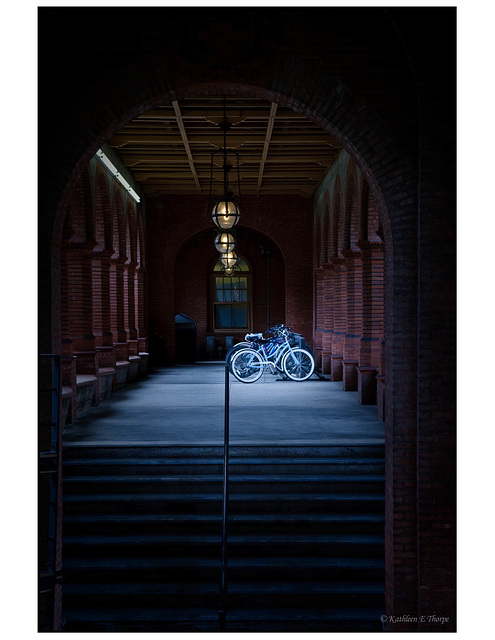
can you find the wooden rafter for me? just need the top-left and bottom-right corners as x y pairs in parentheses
(108, 96), (342, 198)
(172, 100), (201, 192)
(257, 103), (277, 193)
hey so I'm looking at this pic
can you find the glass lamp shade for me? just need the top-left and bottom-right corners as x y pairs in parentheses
(212, 198), (240, 230)
(221, 251), (238, 269)
(222, 266), (236, 277)
(214, 232), (236, 254)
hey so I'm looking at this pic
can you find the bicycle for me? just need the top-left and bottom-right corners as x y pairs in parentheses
(230, 325), (315, 383)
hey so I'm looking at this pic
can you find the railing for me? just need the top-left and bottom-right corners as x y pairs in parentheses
(38, 354), (63, 631)
(219, 359), (230, 629)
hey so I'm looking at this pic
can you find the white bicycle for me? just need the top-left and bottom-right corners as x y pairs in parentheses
(230, 325), (315, 383)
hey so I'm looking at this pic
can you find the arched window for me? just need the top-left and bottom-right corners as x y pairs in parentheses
(211, 257), (252, 331)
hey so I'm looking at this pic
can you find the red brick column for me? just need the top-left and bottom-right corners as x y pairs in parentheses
(313, 268), (324, 370)
(92, 249), (114, 349)
(125, 261), (139, 356)
(342, 249), (362, 390)
(110, 257), (128, 346)
(66, 242), (97, 352)
(110, 257), (130, 385)
(357, 240), (384, 404)
(136, 265), (147, 347)
(316, 264), (333, 374)
(66, 241), (100, 406)
(330, 257), (345, 381)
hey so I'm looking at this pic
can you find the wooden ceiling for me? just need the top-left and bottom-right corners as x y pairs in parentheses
(108, 96), (342, 199)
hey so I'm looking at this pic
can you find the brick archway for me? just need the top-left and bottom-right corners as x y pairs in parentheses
(48, 77), (417, 625)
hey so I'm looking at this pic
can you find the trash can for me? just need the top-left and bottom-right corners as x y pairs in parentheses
(175, 314), (197, 363)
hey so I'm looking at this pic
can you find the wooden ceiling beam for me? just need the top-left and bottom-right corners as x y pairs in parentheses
(111, 133), (337, 147)
(257, 102), (277, 193)
(172, 100), (201, 192)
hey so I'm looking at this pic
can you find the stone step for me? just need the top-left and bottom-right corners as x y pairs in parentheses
(63, 473), (385, 494)
(63, 532), (384, 560)
(63, 491), (385, 516)
(63, 456), (385, 476)
(63, 512), (384, 535)
(63, 444), (385, 460)
(62, 579), (384, 611)
(63, 579), (384, 597)
(62, 605), (384, 632)
(63, 555), (385, 584)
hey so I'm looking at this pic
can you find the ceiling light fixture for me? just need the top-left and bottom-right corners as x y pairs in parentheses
(214, 232), (236, 255)
(96, 148), (141, 203)
(220, 251), (238, 269)
(209, 97), (241, 231)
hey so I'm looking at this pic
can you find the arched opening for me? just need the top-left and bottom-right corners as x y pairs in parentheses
(173, 226), (286, 362)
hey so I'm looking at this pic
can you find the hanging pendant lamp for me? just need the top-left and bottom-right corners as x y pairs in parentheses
(221, 251), (238, 269)
(214, 231), (236, 254)
(209, 97), (241, 231)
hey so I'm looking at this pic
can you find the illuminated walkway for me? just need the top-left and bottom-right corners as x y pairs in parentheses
(63, 363), (384, 447)
(63, 363), (384, 446)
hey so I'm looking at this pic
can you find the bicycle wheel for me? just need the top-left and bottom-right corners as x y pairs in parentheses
(226, 342), (251, 372)
(282, 348), (315, 381)
(231, 348), (264, 383)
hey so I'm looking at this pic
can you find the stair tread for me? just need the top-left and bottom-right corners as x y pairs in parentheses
(64, 580), (384, 595)
(63, 605), (384, 621)
(64, 456), (384, 465)
(64, 491), (384, 501)
(64, 532), (384, 545)
(64, 473), (384, 482)
(64, 512), (385, 523)
(64, 556), (384, 569)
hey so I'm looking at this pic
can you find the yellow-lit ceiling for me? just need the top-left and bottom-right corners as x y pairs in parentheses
(108, 96), (342, 199)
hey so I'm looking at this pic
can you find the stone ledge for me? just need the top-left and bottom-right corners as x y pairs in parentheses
(115, 361), (130, 387)
(128, 356), (141, 380)
(99, 367), (116, 401)
(76, 374), (97, 387)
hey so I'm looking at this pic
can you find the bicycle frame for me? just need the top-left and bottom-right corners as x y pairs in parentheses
(246, 332), (297, 374)
(230, 324), (315, 383)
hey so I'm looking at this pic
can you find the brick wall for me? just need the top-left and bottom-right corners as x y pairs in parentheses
(147, 194), (313, 363)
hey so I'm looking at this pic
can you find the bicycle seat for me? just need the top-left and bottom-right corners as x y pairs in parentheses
(245, 333), (263, 341)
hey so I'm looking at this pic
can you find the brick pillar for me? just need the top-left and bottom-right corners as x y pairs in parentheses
(136, 265), (147, 344)
(125, 262), (138, 342)
(66, 242), (97, 352)
(330, 257), (346, 381)
(376, 337), (386, 420)
(358, 241), (384, 367)
(110, 257), (128, 345)
(92, 249), (114, 348)
(357, 240), (384, 405)
(313, 268), (323, 370)
(317, 265), (333, 374)
(342, 249), (362, 390)
(111, 257), (130, 386)
(125, 262), (140, 364)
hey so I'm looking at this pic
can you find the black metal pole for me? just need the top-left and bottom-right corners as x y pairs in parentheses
(219, 360), (230, 629)
(266, 251), (270, 330)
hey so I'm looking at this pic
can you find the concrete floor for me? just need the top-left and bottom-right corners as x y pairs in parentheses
(63, 363), (385, 446)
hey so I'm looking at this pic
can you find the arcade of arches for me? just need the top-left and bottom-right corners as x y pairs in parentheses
(38, 6), (456, 633)
(60, 149), (384, 421)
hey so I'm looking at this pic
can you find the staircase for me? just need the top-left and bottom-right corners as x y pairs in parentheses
(62, 444), (385, 632)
